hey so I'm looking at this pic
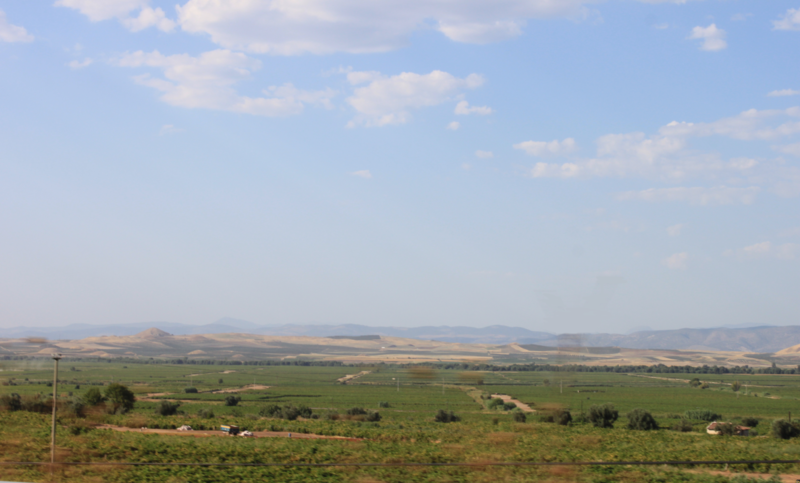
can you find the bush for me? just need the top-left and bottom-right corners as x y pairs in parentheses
(513, 411), (527, 423)
(741, 417), (759, 427)
(731, 381), (742, 392)
(346, 407), (367, 416)
(0, 393), (22, 411)
(83, 388), (105, 407)
(716, 422), (738, 436)
(771, 419), (800, 439)
(224, 395), (241, 407)
(365, 411), (381, 422)
(259, 404), (281, 417)
(155, 400), (181, 416)
(434, 410), (460, 423)
(684, 409), (721, 422)
(627, 408), (659, 431)
(555, 410), (572, 426)
(68, 396), (85, 417)
(502, 402), (517, 411)
(260, 404), (313, 421)
(104, 384), (135, 414)
(197, 408), (215, 419)
(689, 378), (701, 387)
(379, 401), (390, 408)
(218, 378), (223, 384)
(486, 398), (504, 410)
(588, 404), (618, 428)
(671, 419), (694, 432)
(184, 387), (198, 394)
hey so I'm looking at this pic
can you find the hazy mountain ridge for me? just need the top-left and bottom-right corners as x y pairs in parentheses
(3, 320), (799, 353)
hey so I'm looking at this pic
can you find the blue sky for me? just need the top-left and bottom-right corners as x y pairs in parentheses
(0, 0), (799, 333)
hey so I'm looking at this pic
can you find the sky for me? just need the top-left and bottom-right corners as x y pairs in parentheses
(0, 0), (799, 333)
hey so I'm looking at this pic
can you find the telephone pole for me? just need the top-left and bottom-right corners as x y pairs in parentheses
(50, 353), (62, 467)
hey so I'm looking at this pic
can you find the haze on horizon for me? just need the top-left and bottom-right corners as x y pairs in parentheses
(0, 0), (798, 334)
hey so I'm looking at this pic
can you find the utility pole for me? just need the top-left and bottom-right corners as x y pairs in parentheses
(442, 377), (445, 395)
(51, 353), (62, 468)
(560, 379), (563, 394)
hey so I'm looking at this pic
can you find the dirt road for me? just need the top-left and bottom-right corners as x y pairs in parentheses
(98, 425), (362, 441)
(490, 394), (535, 413)
(337, 371), (371, 383)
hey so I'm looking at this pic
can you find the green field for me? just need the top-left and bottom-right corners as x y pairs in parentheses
(2, 360), (800, 482)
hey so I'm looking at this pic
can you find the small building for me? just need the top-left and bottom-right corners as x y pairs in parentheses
(706, 421), (750, 436)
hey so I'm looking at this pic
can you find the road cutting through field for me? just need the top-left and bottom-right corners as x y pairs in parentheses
(98, 425), (362, 441)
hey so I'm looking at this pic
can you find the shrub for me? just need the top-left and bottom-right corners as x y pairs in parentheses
(68, 396), (85, 417)
(83, 388), (105, 406)
(513, 411), (527, 423)
(555, 410), (572, 426)
(627, 408), (659, 431)
(684, 409), (721, 422)
(502, 402), (517, 411)
(259, 404), (281, 417)
(700, 382), (710, 389)
(346, 407), (367, 416)
(155, 401), (181, 416)
(365, 411), (381, 422)
(491, 417), (499, 425)
(486, 398), (504, 410)
(260, 404), (313, 421)
(538, 415), (554, 423)
(0, 393), (22, 411)
(379, 401), (390, 408)
(689, 378), (701, 387)
(184, 387), (198, 394)
(731, 381), (742, 392)
(671, 419), (694, 432)
(771, 419), (800, 439)
(218, 378), (223, 384)
(716, 422), (738, 436)
(104, 384), (135, 414)
(435, 410), (460, 423)
(197, 408), (215, 419)
(224, 395), (241, 407)
(588, 404), (618, 428)
(741, 417), (759, 427)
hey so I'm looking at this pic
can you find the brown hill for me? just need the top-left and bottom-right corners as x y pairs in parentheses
(135, 328), (172, 339)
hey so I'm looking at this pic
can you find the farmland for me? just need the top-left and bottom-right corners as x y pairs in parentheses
(3, 357), (800, 483)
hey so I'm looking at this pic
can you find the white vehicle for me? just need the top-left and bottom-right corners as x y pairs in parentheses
(177, 425), (193, 431)
(239, 430), (254, 437)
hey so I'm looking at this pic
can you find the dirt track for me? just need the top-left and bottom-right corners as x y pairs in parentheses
(98, 425), (362, 441)
(491, 394), (535, 413)
(337, 371), (371, 383)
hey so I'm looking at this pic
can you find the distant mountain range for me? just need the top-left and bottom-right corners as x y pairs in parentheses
(3, 319), (799, 353)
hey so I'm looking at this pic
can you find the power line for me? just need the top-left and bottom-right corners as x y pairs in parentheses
(2, 459), (800, 468)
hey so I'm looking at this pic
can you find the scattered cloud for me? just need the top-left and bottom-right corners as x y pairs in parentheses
(158, 124), (184, 135)
(175, 0), (593, 55)
(769, 89), (800, 97)
(454, 100), (493, 116)
(514, 138), (577, 157)
(688, 24), (727, 51)
(56, 0), (175, 32)
(616, 186), (761, 205)
(728, 241), (800, 260)
(446, 121), (460, 131)
(773, 143), (800, 157)
(667, 224), (684, 237)
(68, 58), (93, 70)
(351, 170), (372, 179)
(0, 9), (34, 42)
(653, 23), (669, 30)
(475, 150), (494, 159)
(730, 13), (752, 22)
(116, 50), (337, 117)
(773, 8), (800, 31)
(345, 70), (484, 127)
(662, 252), (688, 270)
(461, 163), (472, 171)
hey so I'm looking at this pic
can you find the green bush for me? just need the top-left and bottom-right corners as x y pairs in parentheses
(716, 422), (738, 436)
(184, 387), (198, 394)
(771, 419), (800, 439)
(671, 419), (694, 432)
(379, 401), (390, 408)
(260, 404), (313, 421)
(684, 409), (721, 422)
(197, 408), (215, 419)
(155, 401), (181, 416)
(513, 411), (526, 423)
(555, 410), (572, 426)
(627, 408), (658, 431)
(83, 388), (105, 406)
(104, 383), (135, 414)
(741, 417), (759, 427)
(224, 395), (241, 407)
(588, 404), (618, 428)
(435, 410), (460, 423)
(486, 398), (504, 410)
(0, 393), (21, 411)
(346, 407), (367, 416)
(365, 411), (381, 422)
(502, 402), (517, 411)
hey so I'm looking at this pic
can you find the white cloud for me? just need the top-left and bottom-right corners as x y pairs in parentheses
(732, 241), (800, 260)
(461, 163), (472, 171)
(345, 70), (484, 127)
(159, 124), (184, 135)
(0, 9), (34, 42)
(68, 58), (93, 70)
(616, 186), (761, 205)
(662, 252), (688, 270)
(116, 49), (336, 117)
(773, 143), (800, 157)
(514, 138), (577, 157)
(475, 150), (494, 159)
(688, 24), (727, 51)
(667, 224), (684, 237)
(55, 0), (174, 32)
(454, 100), (493, 116)
(769, 89), (800, 97)
(351, 170), (372, 179)
(773, 8), (800, 31)
(659, 108), (800, 141)
(446, 121), (460, 131)
(730, 13), (752, 22)
(653, 23), (669, 30)
(175, 0), (593, 55)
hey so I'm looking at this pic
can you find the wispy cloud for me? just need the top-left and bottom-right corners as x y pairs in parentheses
(351, 170), (372, 179)
(0, 9), (34, 42)
(662, 252), (688, 270)
(688, 24), (727, 51)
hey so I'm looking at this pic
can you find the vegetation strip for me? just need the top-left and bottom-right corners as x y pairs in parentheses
(5, 460), (800, 467)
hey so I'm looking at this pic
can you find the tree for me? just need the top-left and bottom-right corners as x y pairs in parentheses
(434, 409), (460, 423)
(224, 395), (241, 407)
(83, 387), (105, 406)
(689, 378), (701, 387)
(155, 401), (181, 416)
(731, 381), (742, 392)
(555, 410), (572, 426)
(184, 387), (198, 393)
(684, 409), (721, 422)
(627, 408), (659, 431)
(772, 419), (800, 439)
(513, 411), (527, 423)
(588, 404), (618, 428)
(104, 383), (135, 414)
(741, 417), (759, 427)
(218, 378), (223, 384)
